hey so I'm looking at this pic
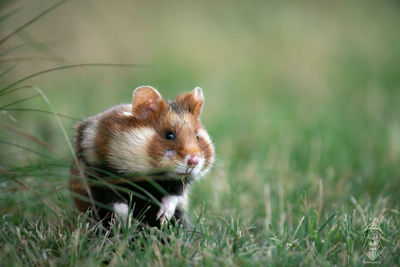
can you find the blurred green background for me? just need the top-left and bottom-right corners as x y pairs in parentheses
(1, 0), (400, 259)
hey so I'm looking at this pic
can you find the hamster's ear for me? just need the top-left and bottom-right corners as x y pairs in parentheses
(132, 86), (167, 120)
(175, 87), (204, 117)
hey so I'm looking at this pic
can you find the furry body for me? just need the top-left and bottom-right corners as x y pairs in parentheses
(69, 86), (214, 227)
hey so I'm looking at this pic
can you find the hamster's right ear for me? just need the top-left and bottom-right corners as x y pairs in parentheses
(132, 86), (167, 121)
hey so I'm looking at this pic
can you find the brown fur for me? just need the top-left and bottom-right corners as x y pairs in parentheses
(69, 166), (90, 213)
(70, 86), (215, 225)
(132, 86), (168, 122)
(175, 90), (204, 117)
(147, 109), (203, 164)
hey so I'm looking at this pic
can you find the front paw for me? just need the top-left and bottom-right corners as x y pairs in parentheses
(156, 206), (174, 224)
(156, 195), (181, 224)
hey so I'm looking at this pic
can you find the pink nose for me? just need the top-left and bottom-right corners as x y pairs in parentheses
(187, 155), (199, 167)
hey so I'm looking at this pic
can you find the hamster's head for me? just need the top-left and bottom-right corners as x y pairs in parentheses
(129, 86), (215, 180)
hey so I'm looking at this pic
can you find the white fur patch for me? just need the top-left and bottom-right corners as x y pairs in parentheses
(194, 157), (206, 177)
(198, 128), (214, 177)
(163, 154), (205, 180)
(107, 127), (155, 173)
(178, 189), (189, 210)
(193, 87), (204, 101)
(156, 195), (182, 223)
(186, 156), (205, 180)
(113, 202), (129, 225)
(81, 120), (99, 164)
(122, 111), (132, 116)
(198, 128), (211, 145)
(157, 150), (178, 170)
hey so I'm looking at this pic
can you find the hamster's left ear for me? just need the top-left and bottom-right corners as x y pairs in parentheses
(175, 87), (204, 117)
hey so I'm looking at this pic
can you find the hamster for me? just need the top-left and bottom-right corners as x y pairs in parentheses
(69, 86), (215, 227)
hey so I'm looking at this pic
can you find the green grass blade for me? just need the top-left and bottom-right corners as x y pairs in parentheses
(0, 122), (60, 155)
(319, 213), (337, 233)
(0, 0), (67, 45)
(0, 63), (17, 79)
(0, 6), (22, 23)
(0, 93), (40, 109)
(1, 107), (81, 121)
(0, 140), (52, 159)
(0, 43), (28, 58)
(0, 63), (148, 95)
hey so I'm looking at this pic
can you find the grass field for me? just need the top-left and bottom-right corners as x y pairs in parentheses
(1, 0), (400, 265)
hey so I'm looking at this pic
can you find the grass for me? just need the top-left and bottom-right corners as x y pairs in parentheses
(1, 0), (400, 265)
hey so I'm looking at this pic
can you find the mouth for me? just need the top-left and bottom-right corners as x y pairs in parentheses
(171, 167), (195, 176)
(174, 171), (192, 176)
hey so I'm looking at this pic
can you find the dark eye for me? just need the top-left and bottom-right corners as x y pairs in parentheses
(195, 132), (199, 140)
(165, 131), (175, 140)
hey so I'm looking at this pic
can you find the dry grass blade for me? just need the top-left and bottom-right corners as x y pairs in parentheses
(13, 31), (112, 83)
(5, 182), (65, 193)
(0, 122), (60, 155)
(0, 56), (65, 63)
(0, 140), (53, 159)
(11, 178), (62, 216)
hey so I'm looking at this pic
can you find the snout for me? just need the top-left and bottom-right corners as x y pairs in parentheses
(187, 154), (199, 167)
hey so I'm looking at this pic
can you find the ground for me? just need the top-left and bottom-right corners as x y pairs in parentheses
(0, 0), (400, 265)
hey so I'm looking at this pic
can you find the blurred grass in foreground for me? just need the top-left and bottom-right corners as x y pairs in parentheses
(1, 0), (399, 265)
